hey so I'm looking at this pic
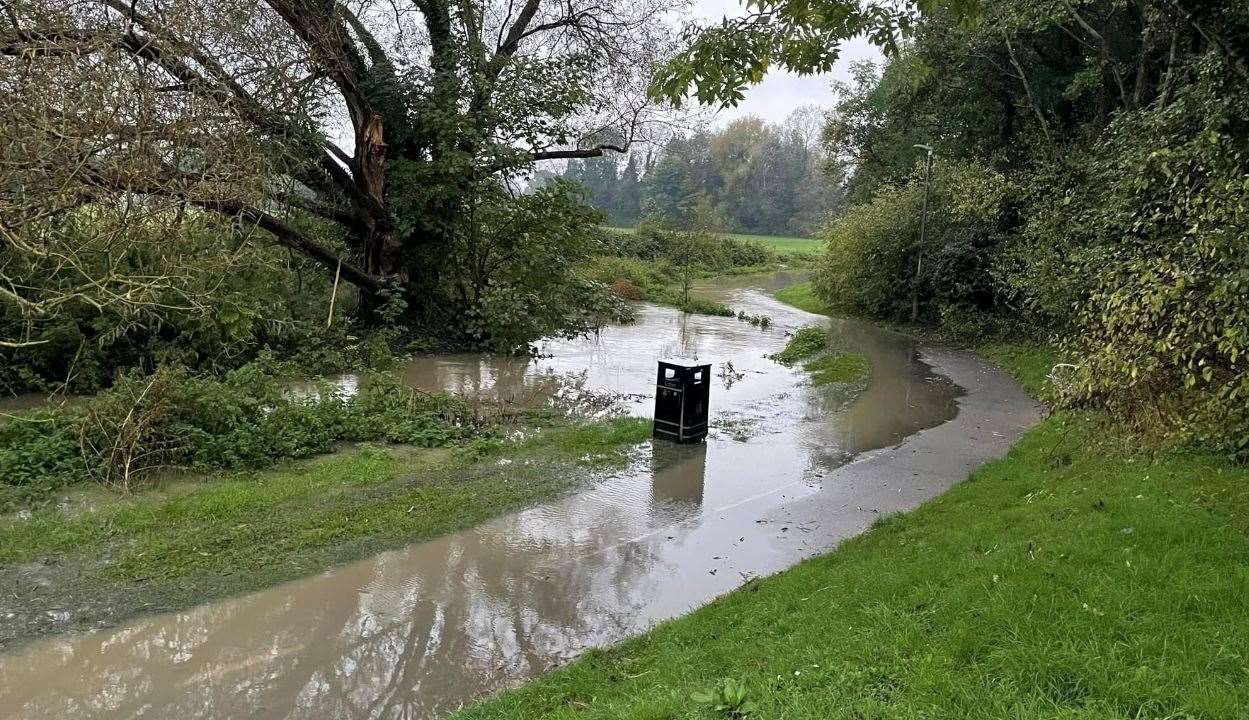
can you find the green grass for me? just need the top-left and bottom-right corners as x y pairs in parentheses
(723, 232), (821, 255)
(0, 416), (651, 648)
(803, 352), (871, 386)
(769, 327), (828, 365)
(456, 410), (1249, 719)
(604, 227), (821, 255)
(773, 280), (832, 315)
(979, 341), (1059, 398)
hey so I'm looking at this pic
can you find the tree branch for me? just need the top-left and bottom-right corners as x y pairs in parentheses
(201, 199), (381, 292)
(531, 143), (627, 161)
(80, 168), (381, 293)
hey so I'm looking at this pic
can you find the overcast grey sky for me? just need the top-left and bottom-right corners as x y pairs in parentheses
(690, 0), (883, 127)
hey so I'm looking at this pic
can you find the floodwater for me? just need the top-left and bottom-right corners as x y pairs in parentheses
(0, 271), (1041, 719)
(0, 392), (76, 415)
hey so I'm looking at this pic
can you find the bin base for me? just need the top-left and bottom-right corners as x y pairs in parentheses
(653, 421), (707, 444)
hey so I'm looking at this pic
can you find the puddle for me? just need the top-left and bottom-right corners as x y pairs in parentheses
(0, 271), (1040, 719)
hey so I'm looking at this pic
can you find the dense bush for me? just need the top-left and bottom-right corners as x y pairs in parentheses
(812, 159), (1008, 323)
(0, 409), (89, 505)
(804, 1), (1249, 458)
(0, 210), (392, 397)
(0, 361), (483, 509)
(417, 181), (632, 353)
(1000, 59), (1249, 456)
(0, 182), (629, 393)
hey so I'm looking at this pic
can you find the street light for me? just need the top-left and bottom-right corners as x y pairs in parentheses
(911, 144), (934, 323)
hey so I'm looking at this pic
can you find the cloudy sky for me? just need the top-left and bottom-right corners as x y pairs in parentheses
(689, 0), (884, 127)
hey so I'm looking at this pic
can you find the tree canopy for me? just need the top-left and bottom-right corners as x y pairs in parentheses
(1, 0), (680, 338)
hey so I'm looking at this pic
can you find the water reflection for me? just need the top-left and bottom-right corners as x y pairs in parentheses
(0, 271), (967, 720)
(650, 441), (707, 507)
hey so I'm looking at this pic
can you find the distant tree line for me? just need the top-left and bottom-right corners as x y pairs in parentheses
(554, 109), (845, 236)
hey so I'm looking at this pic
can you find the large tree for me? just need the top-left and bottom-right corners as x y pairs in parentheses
(1, 0), (677, 324)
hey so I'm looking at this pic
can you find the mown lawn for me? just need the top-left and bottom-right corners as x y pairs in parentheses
(604, 226), (822, 255)
(0, 416), (650, 649)
(457, 405), (1249, 720)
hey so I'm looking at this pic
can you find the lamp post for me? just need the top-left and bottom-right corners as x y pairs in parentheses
(911, 144), (934, 323)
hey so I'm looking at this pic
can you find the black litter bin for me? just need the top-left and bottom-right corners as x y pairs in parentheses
(653, 359), (711, 443)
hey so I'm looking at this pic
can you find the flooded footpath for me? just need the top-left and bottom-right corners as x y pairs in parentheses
(0, 271), (1041, 719)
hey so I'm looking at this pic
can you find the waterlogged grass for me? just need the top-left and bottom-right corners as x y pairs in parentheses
(457, 409), (1249, 719)
(773, 280), (831, 315)
(803, 352), (870, 386)
(0, 416), (651, 648)
(455, 307), (1249, 719)
(770, 327), (828, 365)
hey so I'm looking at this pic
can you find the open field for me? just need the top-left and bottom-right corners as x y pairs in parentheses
(604, 226), (822, 255)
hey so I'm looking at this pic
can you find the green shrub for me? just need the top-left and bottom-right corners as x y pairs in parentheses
(428, 181), (633, 352)
(998, 58), (1249, 458)
(600, 225), (778, 274)
(0, 409), (89, 508)
(581, 255), (670, 294)
(812, 159), (1008, 324)
(671, 296), (735, 317)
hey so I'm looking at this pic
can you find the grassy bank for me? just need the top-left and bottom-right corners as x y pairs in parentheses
(457, 409), (1249, 719)
(0, 416), (650, 649)
(773, 281), (832, 315)
(454, 291), (1249, 719)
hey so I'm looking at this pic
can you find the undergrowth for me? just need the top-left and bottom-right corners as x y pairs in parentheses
(0, 359), (484, 510)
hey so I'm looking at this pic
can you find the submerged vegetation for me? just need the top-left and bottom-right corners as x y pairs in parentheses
(771, 325), (869, 389)
(803, 352), (870, 387)
(0, 360), (485, 510)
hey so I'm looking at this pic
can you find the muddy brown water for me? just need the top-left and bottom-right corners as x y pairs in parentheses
(0, 271), (1041, 719)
